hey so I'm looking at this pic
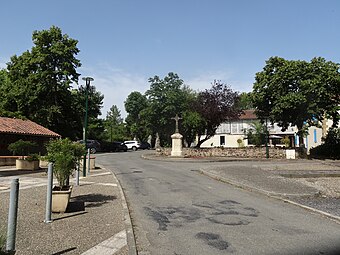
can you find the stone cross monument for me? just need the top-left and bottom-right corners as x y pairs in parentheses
(171, 114), (182, 133)
(170, 114), (183, 157)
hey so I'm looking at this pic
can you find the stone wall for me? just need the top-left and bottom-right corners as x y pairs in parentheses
(158, 147), (288, 159)
(0, 156), (20, 166)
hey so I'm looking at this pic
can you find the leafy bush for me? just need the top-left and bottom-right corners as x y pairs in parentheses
(26, 153), (40, 162)
(310, 144), (340, 159)
(8, 140), (37, 159)
(245, 121), (266, 146)
(45, 138), (85, 187)
(280, 136), (290, 148)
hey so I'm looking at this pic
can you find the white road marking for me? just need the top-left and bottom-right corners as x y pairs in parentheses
(81, 230), (127, 255)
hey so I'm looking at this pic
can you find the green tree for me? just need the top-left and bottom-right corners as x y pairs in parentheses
(104, 105), (127, 142)
(5, 26), (81, 137)
(238, 92), (254, 110)
(145, 72), (190, 146)
(194, 80), (241, 148)
(252, 56), (340, 146)
(181, 110), (205, 147)
(0, 69), (21, 118)
(71, 85), (104, 140)
(124, 91), (150, 141)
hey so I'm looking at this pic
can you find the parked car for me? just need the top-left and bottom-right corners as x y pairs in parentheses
(124, 140), (140, 151)
(78, 140), (101, 154)
(139, 142), (151, 150)
(100, 141), (127, 152)
(111, 142), (128, 152)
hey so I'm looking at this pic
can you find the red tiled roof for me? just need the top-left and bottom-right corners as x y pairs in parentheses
(239, 110), (257, 120)
(0, 117), (61, 137)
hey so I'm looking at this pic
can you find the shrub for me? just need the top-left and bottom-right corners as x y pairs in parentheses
(310, 127), (340, 159)
(280, 136), (290, 148)
(45, 138), (85, 187)
(8, 140), (37, 159)
(310, 144), (340, 159)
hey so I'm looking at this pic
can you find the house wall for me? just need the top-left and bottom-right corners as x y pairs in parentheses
(200, 134), (247, 148)
(304, 126), (323, 153)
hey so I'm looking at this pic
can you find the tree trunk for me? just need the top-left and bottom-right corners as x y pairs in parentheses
(195, 135), (211, 148)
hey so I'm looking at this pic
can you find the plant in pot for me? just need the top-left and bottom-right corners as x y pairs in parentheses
(8, 140), (39, 170)
(45, 138), (85, 213)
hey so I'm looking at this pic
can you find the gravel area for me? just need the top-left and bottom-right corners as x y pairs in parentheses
(200, 160), (340, 220)
(288, 177), (340, 217)
(0, 168), (127, 255)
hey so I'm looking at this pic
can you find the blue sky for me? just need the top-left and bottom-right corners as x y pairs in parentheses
(1, 0), (339, 118)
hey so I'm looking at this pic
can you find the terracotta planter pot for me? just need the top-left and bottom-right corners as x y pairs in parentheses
(16, 159), (39, 170)
(52, 186), (73, 213)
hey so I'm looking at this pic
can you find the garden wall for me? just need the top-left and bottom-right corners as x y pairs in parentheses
(0, 156), (20, 166)
(158, 147), (288, 159)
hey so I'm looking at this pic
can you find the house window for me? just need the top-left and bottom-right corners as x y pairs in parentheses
(231, 123), (238, 134)
(220, 136), (225, 146)
(314, 129), (317, 143)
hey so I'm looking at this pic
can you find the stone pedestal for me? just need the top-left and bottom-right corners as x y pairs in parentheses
(285, 149), (296, 159)
(171, 133), (183, 157)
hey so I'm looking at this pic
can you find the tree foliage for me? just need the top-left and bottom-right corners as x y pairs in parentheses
(144, 72), (193, 146)
(238, 92), (254, 110)
(1, 26), (104, 140)
(124, 75), (241, 148)
(103, 105), (128, 142)
(244, 121), (266, 146)
(252, 56), (340, 146)
(194, 80), (241, 148)
(124, 92), (150, 142)
(3, 26), (85, 138)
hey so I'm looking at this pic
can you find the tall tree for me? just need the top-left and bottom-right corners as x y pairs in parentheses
(6, 26), (81, 137)
(252, 56), (340, 146)
(145, 72), (190, 146)
(194, 80), (241, 148)
(104, 105), (127, 142)
(0, 69), (20, 117)
(124, 91), (150, 142)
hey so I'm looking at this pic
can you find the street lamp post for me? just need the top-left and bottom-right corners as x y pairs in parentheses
(82, 76), (94, 177)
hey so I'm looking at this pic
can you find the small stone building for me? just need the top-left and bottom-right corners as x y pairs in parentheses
(0, 117), (61, 155)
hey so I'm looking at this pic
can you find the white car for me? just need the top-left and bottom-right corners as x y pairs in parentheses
(124, 140), (140, 151)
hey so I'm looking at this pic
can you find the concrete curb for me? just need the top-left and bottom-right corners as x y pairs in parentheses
(199, 169), (340, 224)
(98, 164), (137, 255)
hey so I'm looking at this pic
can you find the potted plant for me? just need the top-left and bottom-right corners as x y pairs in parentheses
(45, 138), (85, 213)
(8, 140), (39, 170)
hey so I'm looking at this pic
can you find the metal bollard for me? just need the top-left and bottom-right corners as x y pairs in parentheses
(87, 148), (91, 175)
(6, 178), (19, 252)
(44, 163), (53, 223)
(75, 162), (80, 186)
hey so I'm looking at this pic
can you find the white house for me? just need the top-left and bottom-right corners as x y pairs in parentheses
(199, 110), (326, 153)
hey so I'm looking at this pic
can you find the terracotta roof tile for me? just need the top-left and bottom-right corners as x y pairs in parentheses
(239, 110), (257, 120)
(0, 117), (61, 137)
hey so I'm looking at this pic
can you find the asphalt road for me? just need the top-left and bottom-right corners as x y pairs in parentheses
(96, 151), (340, 255)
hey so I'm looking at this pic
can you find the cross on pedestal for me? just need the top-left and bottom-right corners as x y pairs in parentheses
(171, 114), (182, 133)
